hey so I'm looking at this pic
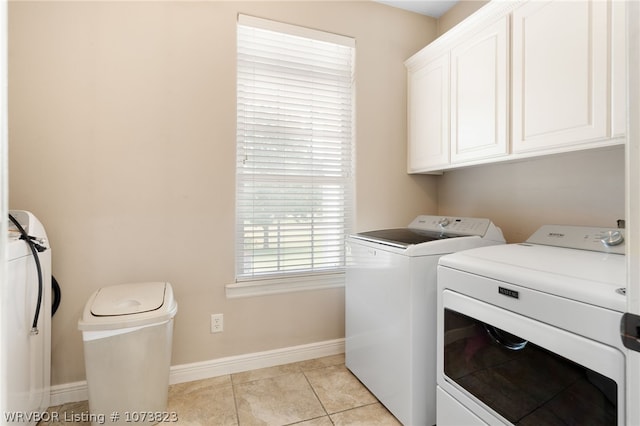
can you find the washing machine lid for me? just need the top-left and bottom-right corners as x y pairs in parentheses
(349, 216), (501, 250)
(90, 282), (167, 316)
(350, 228), (456, 249)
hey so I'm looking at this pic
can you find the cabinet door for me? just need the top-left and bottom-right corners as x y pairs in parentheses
(451, 16), (509, 164)
(512, 0), (608, 153)
(611, 0), (626, 138)
(407, 53), (450, 172)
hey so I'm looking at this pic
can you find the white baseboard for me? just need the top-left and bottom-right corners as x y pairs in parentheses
(50, 338), (345, 407)
(169, 338), (345, 385)
(49, 380), (89, 407)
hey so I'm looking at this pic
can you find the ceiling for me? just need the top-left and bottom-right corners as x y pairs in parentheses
(374, 0), (458, 18)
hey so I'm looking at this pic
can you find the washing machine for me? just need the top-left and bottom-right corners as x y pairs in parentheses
(436, 224), (627, 425)
(6, 211), (52, 424)
(345, 215), (505, 425)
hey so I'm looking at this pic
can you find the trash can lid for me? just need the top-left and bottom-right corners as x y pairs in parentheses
(91, 282), (166, 316)
(78, 282), (178, 331)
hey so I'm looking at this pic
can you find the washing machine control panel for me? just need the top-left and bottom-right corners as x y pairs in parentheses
(408, 216), (491, 236)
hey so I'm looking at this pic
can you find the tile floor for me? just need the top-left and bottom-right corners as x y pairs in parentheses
(40, 354), (402, 426)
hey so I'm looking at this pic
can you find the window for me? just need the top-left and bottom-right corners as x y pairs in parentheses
(234, 15), (355, 291)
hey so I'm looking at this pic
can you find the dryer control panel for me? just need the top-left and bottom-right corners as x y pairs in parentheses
(526, 225), (625, 254)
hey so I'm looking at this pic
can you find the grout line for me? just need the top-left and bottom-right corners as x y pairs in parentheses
(230, 376), (240, 426)
(302, 370), (331, 420)
(284, 414), (334, 426)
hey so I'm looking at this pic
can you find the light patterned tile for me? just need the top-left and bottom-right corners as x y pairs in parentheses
(234, 372), (325, 425)
(37, 401), (91, 426)
(169, 375), (232, 396)
(163, 381), (237, 426)
(231, 362), (302, 385)
(40, 355), (389, 426)
(291, 416), (334, 426)
(295, 354), (345, 372)
(304, 365), (377, 414)
(330, 403), (402, 426)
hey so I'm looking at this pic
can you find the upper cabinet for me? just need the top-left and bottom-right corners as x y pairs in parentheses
(451, 16), (509, 163)
(407, 53), (450, 172)
(512, 0), (608, 153)
(406, 0), (626, 174)
(611, 0), (627, 138)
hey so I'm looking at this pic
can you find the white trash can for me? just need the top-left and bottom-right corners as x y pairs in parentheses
(78, 282), (178, 426)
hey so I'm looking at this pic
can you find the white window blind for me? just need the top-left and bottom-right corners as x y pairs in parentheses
(236, 15), (355, 281)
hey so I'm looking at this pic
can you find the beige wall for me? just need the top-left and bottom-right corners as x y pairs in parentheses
(8, 1), (438, 385)
(437, 0), (488, 36)
(437, 147), (626, 243)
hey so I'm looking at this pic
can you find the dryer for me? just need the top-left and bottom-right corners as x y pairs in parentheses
(345, 215), (505, 425)
(437, 225), (627, 425)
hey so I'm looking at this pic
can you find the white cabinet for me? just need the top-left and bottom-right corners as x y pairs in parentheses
(406, 0), (625, 174)
(451, 16), (509, 163)
(511, 0), (608, 153)
(407, 53), (450, 172)
(406, 15), (509, 173)
(611, 0), (627, 138)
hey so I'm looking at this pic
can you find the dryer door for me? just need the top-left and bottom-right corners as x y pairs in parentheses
(440, 291), (625, 425)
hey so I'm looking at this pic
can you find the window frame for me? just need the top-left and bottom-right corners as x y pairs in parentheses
(230, 15), (355, 297)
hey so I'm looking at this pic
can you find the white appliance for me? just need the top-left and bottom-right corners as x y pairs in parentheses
(6, 211), (51, 424)
(345, 215), (505, 425)
(436, 225), (627, 425)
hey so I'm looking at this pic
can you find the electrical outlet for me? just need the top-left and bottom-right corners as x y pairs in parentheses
(211, 313), (224, 333)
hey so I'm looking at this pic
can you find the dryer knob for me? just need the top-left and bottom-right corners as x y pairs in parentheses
(438, 218), (450, 228)
(601, 230), (624, 247)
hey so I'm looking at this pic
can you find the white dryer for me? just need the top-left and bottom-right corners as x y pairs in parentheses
(437, 225), (627, 425)
(345, 216), (505, 425)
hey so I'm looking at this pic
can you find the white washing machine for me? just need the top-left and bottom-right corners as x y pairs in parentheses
(345, 215), (505, 426)
(436, 225), (628, 425)
(6, 211), (52, 424)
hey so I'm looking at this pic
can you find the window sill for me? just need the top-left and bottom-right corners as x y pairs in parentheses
(226, 273), (345, 298)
